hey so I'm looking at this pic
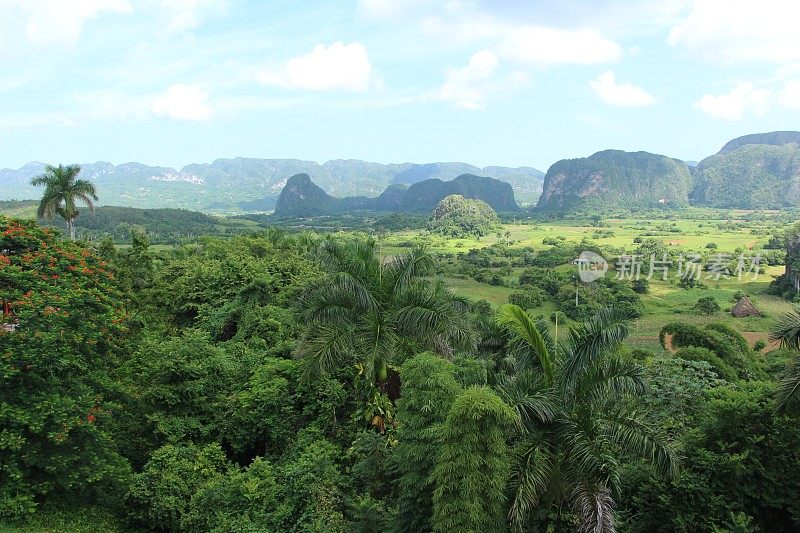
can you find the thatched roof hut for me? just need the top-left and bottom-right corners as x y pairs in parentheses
(731, 296), (760, 317)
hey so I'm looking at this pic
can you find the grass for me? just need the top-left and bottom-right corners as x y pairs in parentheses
(436, 276), (516, 307)
(380, 210), (780, 256)
(386, 212), (795, 353)
(0, 505), (123, 533)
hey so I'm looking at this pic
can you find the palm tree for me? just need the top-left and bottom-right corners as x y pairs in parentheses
(495, 304), (678, 532)
(295, 239), (471, 427)
(770, 306), (800, 413)
(31, 164), (98, 240)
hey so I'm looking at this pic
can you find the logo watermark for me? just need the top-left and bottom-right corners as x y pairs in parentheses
(574, 251), (609, 283)
(575, 251), (761, 282)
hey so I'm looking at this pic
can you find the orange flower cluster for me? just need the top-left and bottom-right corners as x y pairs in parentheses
(1, 224), (26, 237)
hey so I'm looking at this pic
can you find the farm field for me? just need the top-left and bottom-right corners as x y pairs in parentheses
(380, 211), (795, 354)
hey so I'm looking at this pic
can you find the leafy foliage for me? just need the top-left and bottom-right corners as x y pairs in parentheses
(395, 353), (462, 532)
(0, 217), (130, 517)
(432, 387), (516, 533)
(428, 194), (501, 237)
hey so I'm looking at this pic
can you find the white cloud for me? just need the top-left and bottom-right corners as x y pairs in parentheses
(440, 50), (498, 110)
(777, 80), (800, 109)
(439, 50), (528, 110)
(257, 42), (373, 92)
(694, 83), (771, 120)
(159, 0), (227, 33)
(669, 0), (800, 63)
(151, 84), (214, 121)
(3, 0), (132, 47)
(589, 70), (655, 107)
(357, 0), (434, 19)
(500, 26), (622, 66)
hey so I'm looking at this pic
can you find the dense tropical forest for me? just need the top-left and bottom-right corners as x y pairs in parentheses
(3, 161), (800, 532)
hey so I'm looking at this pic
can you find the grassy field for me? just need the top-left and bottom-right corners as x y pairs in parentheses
(385, 210), (794, 355)
(384, 208), (777, 253)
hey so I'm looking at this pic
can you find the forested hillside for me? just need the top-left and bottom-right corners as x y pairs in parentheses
(691, 142), (800, 209)
(0, 201), (247, 243)
(273, 173), (520, 216)
(537, 150), (693, 211)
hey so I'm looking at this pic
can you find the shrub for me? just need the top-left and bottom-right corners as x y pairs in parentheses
(632, 278), (650, 294)
(695, 296), (721, 315)
(507, 288), (546, 309)
(125, 443), (229, 531)
(674, 347), (739, 382)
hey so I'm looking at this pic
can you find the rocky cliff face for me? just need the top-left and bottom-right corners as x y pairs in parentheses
(273, 174), (338, 216)
(536, 150), (692, 211)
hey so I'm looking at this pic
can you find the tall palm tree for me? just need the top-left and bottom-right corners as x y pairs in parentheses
(495, 304), (678, 533)
(770, 306), (800, 413)
(31, 164), (97, 240)
(295, 239), (471, 426)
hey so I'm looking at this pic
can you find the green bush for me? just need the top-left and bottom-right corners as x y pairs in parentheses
(125, 443), (229, 531)
(182, 458), (289, 532)
(507, 287), (546, 309)
(674, 347), (739, 382)
(694, 296), (721, 315)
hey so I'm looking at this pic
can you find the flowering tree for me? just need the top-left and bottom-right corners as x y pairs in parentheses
(0, 216), (130, 517)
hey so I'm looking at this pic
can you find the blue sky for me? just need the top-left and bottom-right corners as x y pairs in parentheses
(2, 0), (800, 172)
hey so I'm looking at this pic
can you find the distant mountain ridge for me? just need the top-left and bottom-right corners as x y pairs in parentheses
(0, 158), (544, 213)
(717, 131), (800, 154)
(274, 173), (520, 216)
(691, 131), (800, 209)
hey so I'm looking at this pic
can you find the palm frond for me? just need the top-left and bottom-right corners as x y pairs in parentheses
(330, 271), (380, 312)
(771, 305), (800, 349)
(295, 323), (353, 381)
(495, 371), (559, 428)
(388, 245), (434, 291)
(508, 434), (557, 531)
(573, 356), (646, 407)
(776, 354), (800, 414)
(599, 409), (679, 481)
(36, 191), (62, 220)
(299, 284), (359, 324)
(497, 304), (555, 385)
(572, 483), (615, 533)
(562, 307), (630, 389)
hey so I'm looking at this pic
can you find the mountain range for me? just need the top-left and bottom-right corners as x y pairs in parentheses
(0, 159), (544, 213)
(273, 173), (520, 216)
(536, 131), (800, 212)
(5, 131), (800, 216)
